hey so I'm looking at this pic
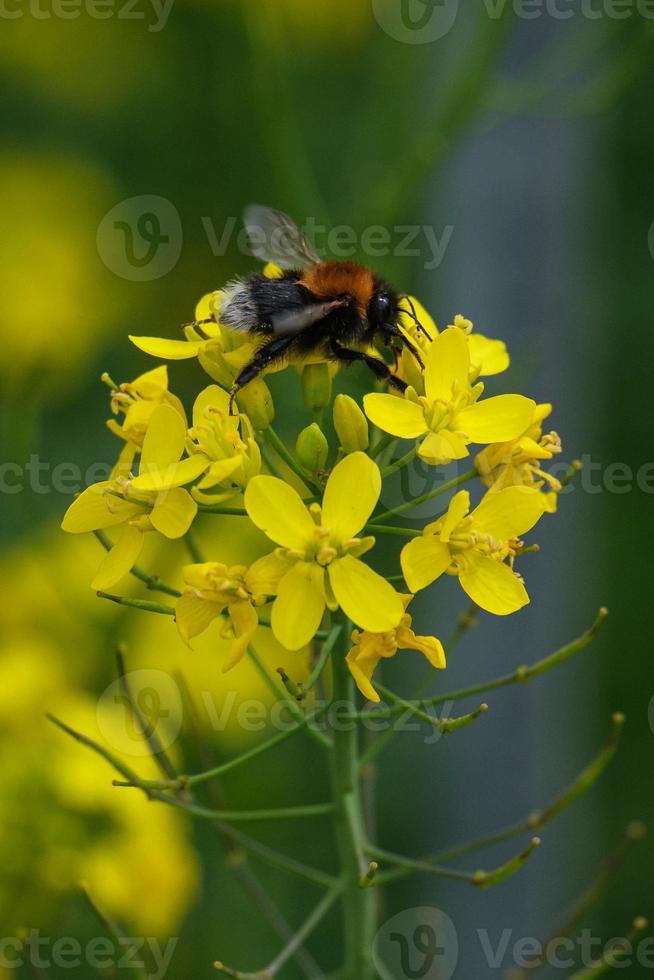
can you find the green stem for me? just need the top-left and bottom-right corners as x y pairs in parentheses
(381, 445), (417, 478)
(370, 467), (478, 524)
(329, 618), (375, 980)
(96, 592), (175, 616)
(300, 624), (343, 699)
(367, 432), (395, 461)
(364, 523), (422, 539)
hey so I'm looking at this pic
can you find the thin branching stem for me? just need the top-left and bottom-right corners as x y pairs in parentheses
(370, 467), (478, 524)
(368, 837), (541, 888)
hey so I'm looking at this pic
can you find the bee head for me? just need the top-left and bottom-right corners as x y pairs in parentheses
(367, 286), (397, 330)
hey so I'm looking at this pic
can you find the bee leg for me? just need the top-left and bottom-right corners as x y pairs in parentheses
(329, 341), (408, 393)
(229, 334), (296, 415)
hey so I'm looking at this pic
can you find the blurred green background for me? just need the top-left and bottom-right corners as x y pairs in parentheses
(1, 2), (653, 976)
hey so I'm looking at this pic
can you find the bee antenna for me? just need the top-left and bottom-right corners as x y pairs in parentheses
(399, 295), (432, 340)
(385, 322), (425, 371)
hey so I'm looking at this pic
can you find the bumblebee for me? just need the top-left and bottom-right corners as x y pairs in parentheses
(214, 205), (426, 411)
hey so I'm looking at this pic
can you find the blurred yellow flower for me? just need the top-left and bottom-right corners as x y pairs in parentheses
(401, 487), (545, 615)
(475, 403), (562, 512)
(62, 404), (201, 589)
(245, 453), (404, 649)
(365, 327), (535, 465)
(347, 595), (445, 703)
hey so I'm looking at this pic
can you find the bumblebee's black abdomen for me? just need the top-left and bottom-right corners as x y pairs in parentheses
(220, 271), (309, 335)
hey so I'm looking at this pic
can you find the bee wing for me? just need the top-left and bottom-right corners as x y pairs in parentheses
(244, 204), (321, 270)
(271, 300), (344, 334)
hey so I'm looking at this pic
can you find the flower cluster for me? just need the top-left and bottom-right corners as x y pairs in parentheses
(63, 283), (563, 701)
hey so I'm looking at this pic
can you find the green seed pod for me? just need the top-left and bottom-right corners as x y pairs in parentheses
(333, 394), (369, 453)
(236, 378), (275, 430)
(301, 363), (332, 414)
(296, 423), (329, 473)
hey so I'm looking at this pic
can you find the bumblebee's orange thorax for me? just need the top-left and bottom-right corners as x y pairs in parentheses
(300, 261), (375, 315)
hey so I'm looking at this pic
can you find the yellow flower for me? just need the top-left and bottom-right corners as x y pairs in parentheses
(475, 403), (563, 512)
(176, 559), (277, 671)
(365, 326), (536, 465)
(401, 487), (545, 615)
(62, 404), (200, 589)
(346, 595), (445, 703)
(244, 452), (404, 650)
(396, 301), (509, 392)
(184, 385), (262, 504)
(105, 365), (186, 473)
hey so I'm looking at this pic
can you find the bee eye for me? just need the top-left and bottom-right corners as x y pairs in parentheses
(369, 292), (392, 324)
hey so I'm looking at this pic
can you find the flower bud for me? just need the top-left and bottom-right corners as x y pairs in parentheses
(333, 394), (369, 453)
(301, 363), (332, 414)
(296, 423), (328, 473)
(236, 378), (275, 430)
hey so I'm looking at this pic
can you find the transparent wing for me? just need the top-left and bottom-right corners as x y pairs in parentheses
(244, 204), (321, 270)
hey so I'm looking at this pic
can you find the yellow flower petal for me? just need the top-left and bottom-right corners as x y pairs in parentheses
(346, 646), (383, 703)
(176, 595), (223, 645)
(418, 430), (469, 465)
(129, 335), (203, 360)
(149, 488), (197, 538)
(467, 334), (509, 376)
(131, 364), (169, 397)
(456, 394), (536, 444)
(245, 551), (294, 596)
(328, 555), (403, 632)
(400, 536), (452, 593)
(91, 525), (144, 591)
(222, 600), (259, 672)
(424, 327), (469, 403)
(321, 452), (381, 539)
(192, 384), (235, 432)
(196, 456), (243, 490)
(61, 482), (141, 533)
(133, 454), (209, 492)
(439, 490), (471, 542)
(472, 486), (545, 540)
(245, 476), (315, 550)
(396, 623), (446, 670)
(139, 403), (188, 474)
(271, 562), (325, 650)
(363, 393), (426, 439)
(458, 552), (529, 615)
